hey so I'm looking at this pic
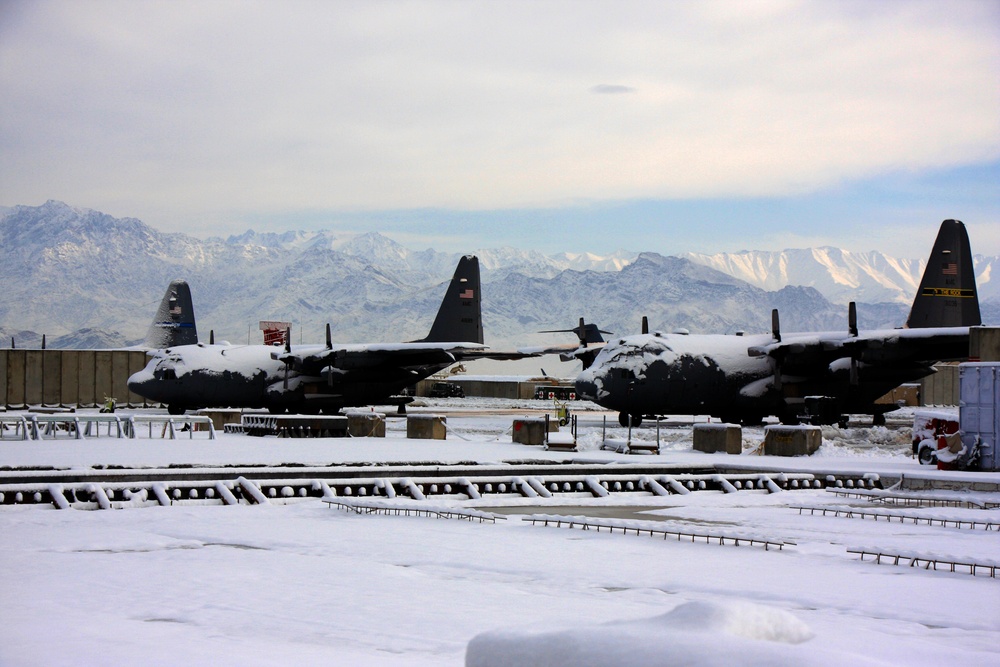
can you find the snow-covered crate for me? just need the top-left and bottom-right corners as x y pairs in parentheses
(407, 414), (447, 440)
(693, 423), (742, 454)
(764, 425), (821, 456)
(512, 417), (549, 445)
(346, 411), (386, 437)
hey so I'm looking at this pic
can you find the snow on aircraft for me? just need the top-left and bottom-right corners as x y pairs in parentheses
(575, 219), (983, 427)
(128, 256), (526, 414)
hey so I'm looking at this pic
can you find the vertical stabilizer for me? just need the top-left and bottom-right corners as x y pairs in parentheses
(144, 280), (198, 348)
(906, 220), (980, 329)
(419, 255), (484, 344)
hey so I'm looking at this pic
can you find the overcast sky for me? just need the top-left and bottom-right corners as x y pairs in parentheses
(2, 0), (998, 258)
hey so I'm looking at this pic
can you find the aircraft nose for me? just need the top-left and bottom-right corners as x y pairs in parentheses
(575, 374), (599, 402)
(127, 367), (156, 399)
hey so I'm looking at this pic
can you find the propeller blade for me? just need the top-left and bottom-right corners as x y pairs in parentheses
(284, 327), (291, 354)
(325, 323), (332, 350)
(641, 316), (649, 335)
(771, 309), (781, 343)
(848, 302), (858, 337)
(538, 319), (612, 345)
(209, 329), (215, 345)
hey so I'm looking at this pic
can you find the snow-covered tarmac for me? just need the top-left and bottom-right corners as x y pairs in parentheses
(1, 401), (998, 666)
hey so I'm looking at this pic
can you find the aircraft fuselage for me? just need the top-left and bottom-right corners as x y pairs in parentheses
(128, 343), (444, 413)
(575, 330), (938, 424)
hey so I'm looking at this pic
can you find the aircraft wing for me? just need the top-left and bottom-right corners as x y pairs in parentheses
(274, 342), (489, 373)
(515, 342), (608, 364)
(748, 327), (972, 370)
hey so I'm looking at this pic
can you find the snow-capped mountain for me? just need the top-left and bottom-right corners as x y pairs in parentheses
(682, 247), (998, 305)
(0, 201), (995, 349)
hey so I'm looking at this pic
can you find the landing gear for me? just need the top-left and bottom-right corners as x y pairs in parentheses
(167, 404), (186, 415)
(618, 413), (642, 428)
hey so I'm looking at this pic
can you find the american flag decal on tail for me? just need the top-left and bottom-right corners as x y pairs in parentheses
(942, 263), (957, 275)
(459, 289), (474, 299)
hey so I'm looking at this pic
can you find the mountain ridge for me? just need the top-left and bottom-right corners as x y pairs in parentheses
(1, 201), (995, 348)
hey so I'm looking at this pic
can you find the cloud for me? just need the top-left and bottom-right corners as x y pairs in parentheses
(0, 0), (997, 248)
(590, 84), (636, 95)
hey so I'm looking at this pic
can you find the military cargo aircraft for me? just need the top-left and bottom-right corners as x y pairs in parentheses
(575, 220), (982, 427)
(129, 256), (522, 414)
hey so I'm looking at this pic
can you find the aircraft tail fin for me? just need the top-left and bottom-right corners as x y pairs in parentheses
(906, 219), (981, 328)
(144, 280), (198, 348)
(418, 255), (484, 344)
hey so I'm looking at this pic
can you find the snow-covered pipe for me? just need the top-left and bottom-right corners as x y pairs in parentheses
(758, 475), (783, 494)
(522, 477), (551, 498)
(47, 484), (69, 510)
(87, 483), (111, 510)
(400, 478), (425, 501)
(458, 478), (480, 500)
(711, 475), (738, 494)
(585, 476), (609, 498)
(512, 477), (538, 498)
(151, 483), (171, 506)
(640, 476), (669, 497)
(660, 476), (690, 495)
(237, 477), (270, 505)
(215, 482), (238, 505)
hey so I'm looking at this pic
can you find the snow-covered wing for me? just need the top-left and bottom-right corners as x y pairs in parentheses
(275, 342), (489, 372)
(748, 327), (972, 368)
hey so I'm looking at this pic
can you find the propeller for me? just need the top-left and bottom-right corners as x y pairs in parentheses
(641, 316), (649, 335)
(209, 329), (215, 345)
(540, 318), (612, 347)
(283, 326), (292, 390)
(770, 309), (783, 390)
(848, 302), (859, 385)
(326, 323), (334, 385)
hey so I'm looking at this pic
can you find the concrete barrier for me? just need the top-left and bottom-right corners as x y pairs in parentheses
(407, 414), (447, 440)
(764, 425), (822, 456)
(512, 417), (551, 445)
(197, 409), (244, 431)
(347, 411), (386, 437)
(693, 423), (742, 454)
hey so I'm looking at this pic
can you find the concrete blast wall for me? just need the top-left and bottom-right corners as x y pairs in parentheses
(1, 349), (151, 408)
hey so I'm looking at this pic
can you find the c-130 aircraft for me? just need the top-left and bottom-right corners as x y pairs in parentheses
(128, 256), (525, 414)
(574, 220), (982, 428)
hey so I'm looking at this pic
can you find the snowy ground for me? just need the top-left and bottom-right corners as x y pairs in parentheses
(1, 399), (998, 666)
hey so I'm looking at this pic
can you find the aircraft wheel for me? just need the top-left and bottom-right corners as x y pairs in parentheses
(167, 404), (186, 415)
(917, 444), (936, 466)
(618, 413), (642, 428)
(872, 413), (886, 426)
